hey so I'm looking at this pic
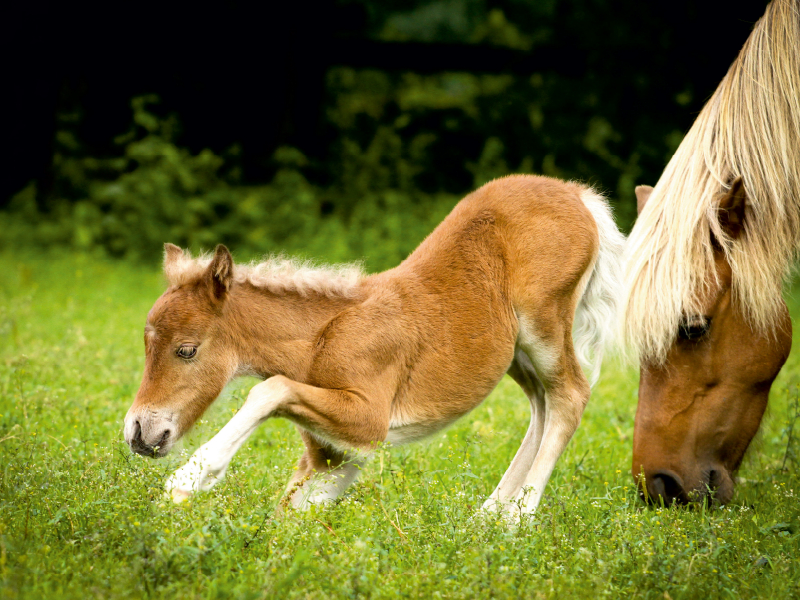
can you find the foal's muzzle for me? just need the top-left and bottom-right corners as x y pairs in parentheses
(124, 410), (176, 458)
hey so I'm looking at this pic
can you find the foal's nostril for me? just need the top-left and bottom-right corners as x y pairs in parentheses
(648, 471), (687, 505)
(132, 420), (142, 443)
(156, 429), (171, 448)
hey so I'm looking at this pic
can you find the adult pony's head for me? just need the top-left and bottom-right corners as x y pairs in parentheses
(622, 0), (800, 505)
(124, 244), (238, 457)
(628, 181), (791, 505)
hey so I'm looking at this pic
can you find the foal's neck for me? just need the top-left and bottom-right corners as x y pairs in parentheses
(225, 282), (363, 381)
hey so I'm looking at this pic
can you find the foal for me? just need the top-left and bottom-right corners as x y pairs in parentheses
(124, 175), (625, 516)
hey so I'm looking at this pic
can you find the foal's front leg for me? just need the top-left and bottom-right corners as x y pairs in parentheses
(166, 375), (386, 503)
(166, 377), (293, 501)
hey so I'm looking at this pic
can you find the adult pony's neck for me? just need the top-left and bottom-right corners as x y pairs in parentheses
(622, 0), (800, 363)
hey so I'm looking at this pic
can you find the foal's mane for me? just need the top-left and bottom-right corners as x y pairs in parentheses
(165, 250), (365, 298)
(622, 0), (800, 363)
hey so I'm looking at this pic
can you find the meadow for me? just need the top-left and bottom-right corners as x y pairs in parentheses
(1, 251), (798, 599)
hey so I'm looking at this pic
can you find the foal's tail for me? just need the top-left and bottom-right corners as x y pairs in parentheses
(573, 188), (626, 386)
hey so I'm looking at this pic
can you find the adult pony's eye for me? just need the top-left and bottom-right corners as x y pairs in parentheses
(176, 344), (197, 359)
(677, 317), (711, 341)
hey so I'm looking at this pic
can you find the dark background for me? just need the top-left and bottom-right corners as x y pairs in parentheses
(1, 0), (769, 266)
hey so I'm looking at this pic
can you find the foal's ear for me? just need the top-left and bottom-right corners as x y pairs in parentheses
(635, 185), (654, 214)
(717, 177), (747, 239)
(164, 243), (184, 266)
(163, 243), (187, 284)
(206, 244), (234, 301)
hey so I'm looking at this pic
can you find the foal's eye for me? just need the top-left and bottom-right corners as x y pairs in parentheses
(677, 317), (712, 341)
(176, 344), (197, 359)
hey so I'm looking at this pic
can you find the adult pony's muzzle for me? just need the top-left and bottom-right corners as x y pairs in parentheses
(124, 409), (177, 458)
(639, 469), (689, 505)
(636, 466), (734, 507)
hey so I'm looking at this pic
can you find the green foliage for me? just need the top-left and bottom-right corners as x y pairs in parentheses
(1, 1), (721, 267)
(1, 253), (800, 599)
(0, 5), (679, 266)
(324, 65), (647, 227)
(1, 97), (459, 271)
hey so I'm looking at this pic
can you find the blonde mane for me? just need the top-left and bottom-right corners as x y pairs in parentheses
(164, 249), (365, 298)
(622, 0), (800, 363)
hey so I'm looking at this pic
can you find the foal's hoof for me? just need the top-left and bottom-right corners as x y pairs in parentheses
(478, 498), (523, 525)
(170, 488), (192, 504)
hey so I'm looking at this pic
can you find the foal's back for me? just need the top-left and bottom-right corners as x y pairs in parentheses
(310, 175), (600, 438)
(402, 174), (598, 301)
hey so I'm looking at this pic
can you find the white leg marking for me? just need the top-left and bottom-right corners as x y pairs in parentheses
(482, 353), (546, 513)
(288, 459), (365, 510)
(166, 377), (290, 502)
(483, 316), (559, 516)
(513, 395), (583, 515)
(482, 412), (541, 513)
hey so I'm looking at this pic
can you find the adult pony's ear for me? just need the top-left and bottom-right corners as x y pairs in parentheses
(717, 177), (747, 240)
(635, 185), (654, 214)
(205, 244), (234, 302)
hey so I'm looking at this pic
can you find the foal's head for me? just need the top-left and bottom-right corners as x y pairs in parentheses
(631, 180), (792, 505)
(124, 244), (238, 457)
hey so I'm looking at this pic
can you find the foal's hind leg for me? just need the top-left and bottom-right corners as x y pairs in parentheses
(283, 429), (365, 510)
(512, 326), (590, 515)
(482, 350), (546, 512)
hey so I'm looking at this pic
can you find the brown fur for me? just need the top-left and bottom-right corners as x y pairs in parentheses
(125, 175), (624, 514)
(632, 181), (792, 505)
(627, 0), (800, 506)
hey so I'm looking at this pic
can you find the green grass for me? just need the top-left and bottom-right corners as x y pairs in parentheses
(1, 251), (799, 599)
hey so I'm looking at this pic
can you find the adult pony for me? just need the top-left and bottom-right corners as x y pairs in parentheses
(124, 175), (625, 516)
(623, 0), (800, 505)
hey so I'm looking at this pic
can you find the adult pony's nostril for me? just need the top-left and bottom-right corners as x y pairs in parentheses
(705, 469), (723, 501)
(708, 469), (718, 486)
(648, 471), (687, 506)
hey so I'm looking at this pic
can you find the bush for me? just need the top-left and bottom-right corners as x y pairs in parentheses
(1, 96), (459, 271)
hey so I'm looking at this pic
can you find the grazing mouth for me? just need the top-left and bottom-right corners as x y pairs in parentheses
(638, 468), (734, 507)
(127, 422), (173, 458)
(704, 468), (734, 505)
(129, 442), (171, 458)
